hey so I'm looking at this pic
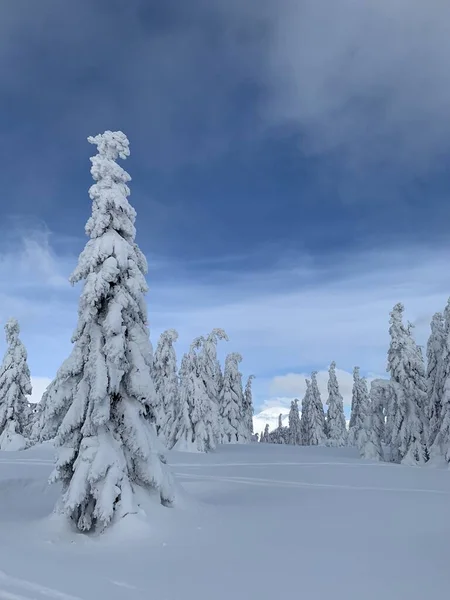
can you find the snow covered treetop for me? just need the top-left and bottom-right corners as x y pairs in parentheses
(161, 329), (179, 343)
(206, 328), (229, 343)
(84, 130), (135, 243)
(87, 130), (130, 161)
(4, 318), (20, 344)
(225, 352), (243, 368)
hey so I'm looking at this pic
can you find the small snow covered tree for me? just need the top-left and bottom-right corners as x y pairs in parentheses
(288, 399), (302, 445)
(220, 352), (247, 443)
(426, 312), (446, 446)
(260, 423), (270, 443)
(172, 338), (216, 453)
(348, 367), (369, 446)
(198, 329), (228, 445)
(46, 131), (174, 533)
(387, 303), (428, 465)
(242, 374), (255, 442)
(0, 318), (32, 450)
(270, 414), (288, 444)
(153, 329), (179, 446)
(308, 372), (327, 446)
(325, 362), (348, 447)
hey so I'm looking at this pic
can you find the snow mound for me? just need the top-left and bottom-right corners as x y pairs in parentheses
(0, 422), (28, 451)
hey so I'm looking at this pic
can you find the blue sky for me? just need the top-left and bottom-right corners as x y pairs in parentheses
(1, 0), (450, 412)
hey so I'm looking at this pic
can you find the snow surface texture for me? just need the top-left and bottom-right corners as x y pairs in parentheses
(0, 318), (32, 451)
(42, 131), (175, 532)
(1, 442), (450, 600)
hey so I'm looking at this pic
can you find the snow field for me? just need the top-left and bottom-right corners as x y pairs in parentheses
(0, 443), (449, 600)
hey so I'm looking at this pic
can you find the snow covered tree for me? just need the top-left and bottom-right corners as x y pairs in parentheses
(426, 312), (445, 446)
(288, 399), (302, 445)
(0, 318), (32, 450)
(197, 329), (228, 445)
(260, 423), (270, 443)
(325, 362), (348, 447)
(386, 303), (428, 465)
(300, 379), (312, 445)
(46, 131), (174, 533)
(431, 300), (450, 462)
(308, 372), (327, 446)
(269, 414), (288, 444)
(357, 379), (386, 461)
(172, 338), (216, 453)
(243, 374), (255, 442)
(220, 352), (247, 443)
(153, 329), (179, 446)
(348, 367), (369, 446)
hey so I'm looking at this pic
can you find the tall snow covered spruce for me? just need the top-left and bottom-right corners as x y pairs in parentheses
(348, 367), (369, 446)
(426, 312), (446, 447)
(198, 329), (228, 445)
(325, 362), (348, 447)
(308, 372), (327, 446)
(172, 338), (217, 453)
(243, 374), (255, 441)
(0, 319), (32, 451)
(153, 329), (179, 446)
(288, 399), (301, 445)
(220, 353), (247, 443)
(300, 379), (312, 445)
(431, 300), (450, 462)
(47, 131), (174, 532)
(387, 303), (428, 465)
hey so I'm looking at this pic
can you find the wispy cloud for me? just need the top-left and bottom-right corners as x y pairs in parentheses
(0, 227), (447, 410)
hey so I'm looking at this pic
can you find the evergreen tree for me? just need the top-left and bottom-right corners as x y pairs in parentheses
(348, 367), (369, 446)
(153, 329), (179, 446)
(172, 338), (216, 453)
(325, 362), (348, 447)
(426, 312), (445, 446)
(431, 300), (450, 462)
(260, 423), (270, 443)
(198, 329), (228, 444)
(308, 372), (327, 446)
(387, 303), (428, 465)
(0, 318), (32, 450)
(243, 374), (255, 442)
(288, 399), (302, 445)
(358, 379), (386, 461)
(46, 131), (174, 532)
(300, 379), (312, 445)
(220, 353), (246, 443)
(270, 414), (288, 444)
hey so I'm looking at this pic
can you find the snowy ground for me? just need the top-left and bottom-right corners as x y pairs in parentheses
(0, 443), (450, 600)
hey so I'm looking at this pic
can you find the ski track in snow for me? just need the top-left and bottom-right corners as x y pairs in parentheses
(172, 460), (395, 468)
(175, 470), (450, 495)
(0, 571), (84, 600)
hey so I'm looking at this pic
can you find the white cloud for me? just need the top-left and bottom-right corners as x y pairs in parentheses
(253, 405), (290, 437)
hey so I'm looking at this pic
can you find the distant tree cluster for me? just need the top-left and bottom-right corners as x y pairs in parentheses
(259, 302), (450, 468)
